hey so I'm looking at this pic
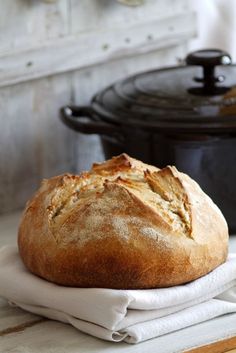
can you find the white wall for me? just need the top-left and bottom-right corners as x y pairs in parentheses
(189, 0), (236, 61)
(0, 0), (196, 213)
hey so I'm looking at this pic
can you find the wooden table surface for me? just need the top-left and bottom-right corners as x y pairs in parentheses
(1, 211), (236, 353)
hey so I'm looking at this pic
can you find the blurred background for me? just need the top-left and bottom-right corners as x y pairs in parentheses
(0, 0), (234, 215)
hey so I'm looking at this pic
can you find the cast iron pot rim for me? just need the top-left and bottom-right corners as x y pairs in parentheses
(91, 99), (236, 133)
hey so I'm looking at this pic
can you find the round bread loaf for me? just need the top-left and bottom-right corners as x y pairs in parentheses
(18, 154), (228, 289)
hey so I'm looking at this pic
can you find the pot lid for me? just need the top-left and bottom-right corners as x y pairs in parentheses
(92, 49), (236, 132)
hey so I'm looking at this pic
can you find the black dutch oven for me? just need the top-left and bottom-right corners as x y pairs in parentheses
(61, 49), (236, 233)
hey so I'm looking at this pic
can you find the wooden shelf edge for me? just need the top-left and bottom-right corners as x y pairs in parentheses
(185, 336), (236, 353)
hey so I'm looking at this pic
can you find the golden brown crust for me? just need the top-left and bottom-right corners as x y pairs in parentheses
(18, 154), (228, 289)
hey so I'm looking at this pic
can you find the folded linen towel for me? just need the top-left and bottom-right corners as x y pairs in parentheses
(1, 245), (236, 344)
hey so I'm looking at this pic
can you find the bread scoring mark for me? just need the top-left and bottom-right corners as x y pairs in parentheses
(92, 153), (132, 174)
(47, 167), (147, 224)
(46, 155), (192, 243)
(144, 167), (192, 238)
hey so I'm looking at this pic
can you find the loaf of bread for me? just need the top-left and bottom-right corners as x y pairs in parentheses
(18, 154), (228, 289)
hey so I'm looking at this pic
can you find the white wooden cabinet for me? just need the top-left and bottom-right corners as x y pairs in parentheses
(0, 0), (196, 213)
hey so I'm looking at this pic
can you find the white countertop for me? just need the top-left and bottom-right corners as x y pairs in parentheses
(1, 211), (236, 353)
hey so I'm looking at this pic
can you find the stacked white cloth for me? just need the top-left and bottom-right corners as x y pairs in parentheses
(1, 245), (236, 344)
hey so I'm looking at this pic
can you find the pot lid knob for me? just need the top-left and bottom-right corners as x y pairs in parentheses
(186, 49), (232, 95)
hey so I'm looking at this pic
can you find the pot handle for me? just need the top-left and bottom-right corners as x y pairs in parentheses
(60, 105), (120, 135)
(186, 49), (231, 95)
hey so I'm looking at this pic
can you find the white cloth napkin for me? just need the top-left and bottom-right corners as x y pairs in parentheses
(1, 245), (236, 344)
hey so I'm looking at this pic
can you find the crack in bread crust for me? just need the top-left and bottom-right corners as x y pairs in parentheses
(46, 157), (192, 239)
